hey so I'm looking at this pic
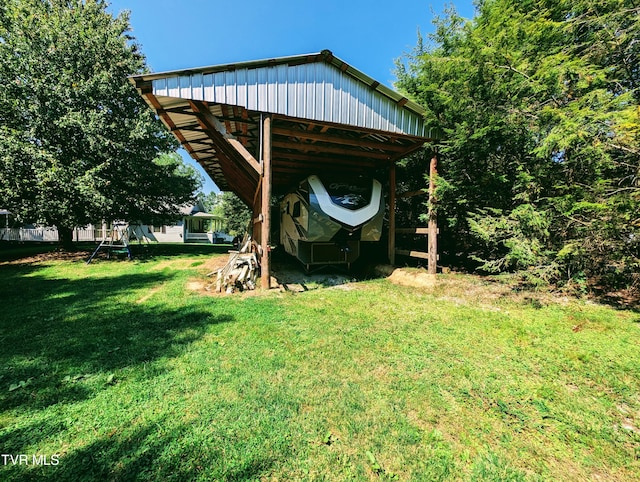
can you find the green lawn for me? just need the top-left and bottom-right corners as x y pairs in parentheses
(1, 245), (639, 481)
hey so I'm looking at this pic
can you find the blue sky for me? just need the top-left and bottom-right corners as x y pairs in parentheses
(106, 0), (476, 193)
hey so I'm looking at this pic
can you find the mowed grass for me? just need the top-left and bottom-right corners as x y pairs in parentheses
(0, 245), (639, 481)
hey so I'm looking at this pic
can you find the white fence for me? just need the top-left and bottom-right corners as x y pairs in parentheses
(0, 228), (104, 243)
(0, 227), (232, 244)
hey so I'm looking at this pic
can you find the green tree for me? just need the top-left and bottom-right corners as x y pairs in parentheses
(198, 191), (220, 216)
(196, 190), (224, 232)
(395, 0), (639, 291)
(219, 192), (252, 236)
(0, 0), (201, 249)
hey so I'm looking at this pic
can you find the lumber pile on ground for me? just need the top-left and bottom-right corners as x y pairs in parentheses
(209, 236), (259, 293)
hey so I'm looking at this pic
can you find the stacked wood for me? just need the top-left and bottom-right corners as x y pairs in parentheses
(209, 236), (259, 293)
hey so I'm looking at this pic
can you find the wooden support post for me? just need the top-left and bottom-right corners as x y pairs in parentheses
(428, 152), (438, 275)
(388, 163), (396, 265)
(260, 114), (272, 290)
(252, 183), (262, 243)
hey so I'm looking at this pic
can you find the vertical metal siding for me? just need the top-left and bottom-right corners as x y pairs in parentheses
(236, 69), (247, 107)
(192, 73), (203, 100)
(215, 71), (224, 103)
(277, 65), (287, 114)
(152, 62), (427, 137)
(287, 67), (297, 117)
(247, 69), (258, 110)
(203, 74), (214, 101)
(326, 65), (335, 123)
(179, 75), (190, 99)
(226, 71), (237, 106)
(168, 77), (179, 98)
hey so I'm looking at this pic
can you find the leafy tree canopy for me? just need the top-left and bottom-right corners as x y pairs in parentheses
(218, 192), (252, 236)
(198, 191), (221, 217)
(0, 0), (202, 248)
(395, 0), (639, 292)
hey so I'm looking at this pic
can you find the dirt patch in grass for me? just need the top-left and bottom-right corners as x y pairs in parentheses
(186, 279), (268, 298)
(185, 280), (208, 292)
(200, 256), (229, 274)
(0, 249), (90, 265)
(271, 265), (354, 291)
(386, 267), (437, 289)
(184, 255), (631, 316)
(186, 253), (356, 296)
(151, 259), (196, 271)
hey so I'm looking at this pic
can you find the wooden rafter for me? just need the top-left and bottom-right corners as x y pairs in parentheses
(189, 100), (261, 176)
(272, 126), (409, 152)
(143, 93), (429, 205)
(271, 140), (391, 160)
(198, 152), (255, 204)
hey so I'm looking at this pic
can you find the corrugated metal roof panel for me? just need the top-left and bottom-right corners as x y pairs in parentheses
(144, 51), (433, 138)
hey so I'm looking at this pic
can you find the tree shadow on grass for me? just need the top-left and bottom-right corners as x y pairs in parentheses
(2, 416), (280, 481)
(0, 254), (304, 482)
(0, 263), (234, 414)
(0, 243), (62, 262)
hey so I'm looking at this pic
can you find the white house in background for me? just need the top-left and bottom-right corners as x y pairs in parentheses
(146, 202), (232, 243)
(0, 203), (233, 244)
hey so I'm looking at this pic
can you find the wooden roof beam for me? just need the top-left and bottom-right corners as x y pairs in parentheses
(189, 147), (216, 154)
(388, 141), (429, 163)
(272, 140), (391, 160)
(189, 100), (261, 176)
(221, 105), (234, 143)
(273, 163), (368, 173)
(275, 116), (431, 143)
(189, 120), (258, 186)
(198, 153), (256, 204)
(273, 150), (378, 164)
(272, 127), (409, 152)
(170, 124), (202, 132)
(156, 105), (194, 115)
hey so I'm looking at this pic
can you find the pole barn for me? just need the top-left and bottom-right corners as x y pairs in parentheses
(130, 50), (440, 287)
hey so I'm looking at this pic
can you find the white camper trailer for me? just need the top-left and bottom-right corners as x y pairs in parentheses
(280, 175), (384, 270)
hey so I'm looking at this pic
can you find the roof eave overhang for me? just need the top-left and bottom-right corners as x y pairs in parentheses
(129, 49), (427, 120)
(129, 51), (439, 203)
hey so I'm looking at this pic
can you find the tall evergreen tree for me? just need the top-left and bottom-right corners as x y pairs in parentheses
(0, 0), (201, 248)
(395, 0), (639, 290)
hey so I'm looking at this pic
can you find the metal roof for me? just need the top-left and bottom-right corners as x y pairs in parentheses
(130, 50), (437, 203)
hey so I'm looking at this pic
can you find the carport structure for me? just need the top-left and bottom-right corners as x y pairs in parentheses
(130, 50), (438, 288)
